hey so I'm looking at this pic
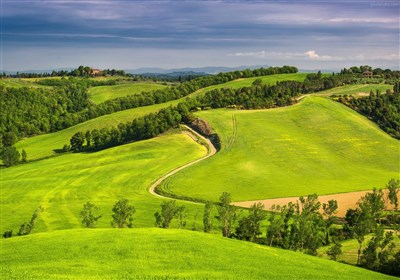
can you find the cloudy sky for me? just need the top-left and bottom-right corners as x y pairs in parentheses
(2, 0), (399, 71)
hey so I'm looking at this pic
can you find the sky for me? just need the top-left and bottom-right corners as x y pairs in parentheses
(1, 0), (399, 71)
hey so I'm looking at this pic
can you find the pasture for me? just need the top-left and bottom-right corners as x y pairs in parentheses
(1, 228), (394, 279)
(2, 133), (207, 233)
(163, 96), (399, 202)
(88, 82), (168, 104)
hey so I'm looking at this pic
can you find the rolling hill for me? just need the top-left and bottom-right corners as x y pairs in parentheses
(162, 96), (399, 202)
(1, 228), (394, 279)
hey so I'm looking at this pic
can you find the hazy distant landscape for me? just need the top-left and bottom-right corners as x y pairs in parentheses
(1, 1), (399, 279)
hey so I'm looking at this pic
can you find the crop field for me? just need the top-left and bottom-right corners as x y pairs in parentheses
(1, 228), (394, 280)
(89, 82), (168, 104)
(0, 78), (50, 88)
(2, 133), (207, 233)
(163, 96), (399, 202)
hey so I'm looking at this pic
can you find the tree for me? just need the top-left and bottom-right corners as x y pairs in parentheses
(176, 205), (186, 229)
(111, 199), (135, 228)
(216, 192), (237, 237)
(21, 149), (27, 163)
(2, 146), (20, 167)
(70, 132), (85, 152)
(327, 239), (342, 261)
(2, 132), (17, 147)
(203, 202), (213, 233)
(247, 202), (267, 242)
(85, 130), (91, 148)
(322, 199), (338, 244)
(387, 179), (399, 211)
(154, 200), (178, 228)
(80, 201), (101, 228)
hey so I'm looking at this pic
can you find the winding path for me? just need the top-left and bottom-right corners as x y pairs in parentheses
(148, 125), (217, 199)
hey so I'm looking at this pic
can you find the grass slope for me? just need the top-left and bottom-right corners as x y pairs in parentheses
(16, 73), (308, 160)
(0, 78), (50, 88)
(163, 96), (399, 202)
(312, 84), (392, 97)
(1, 228), (394, 280)
(2, 133), (207, 233)
(88, 82), (168, 104)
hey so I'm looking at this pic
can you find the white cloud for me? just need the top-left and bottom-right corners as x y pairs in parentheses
(228, 51), (267, 58)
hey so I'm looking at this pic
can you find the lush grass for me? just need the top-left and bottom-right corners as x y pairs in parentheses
(1, 228), (394, 279)
(312, 84), (392, 97)
(2, 133), (207, 233)
(16, 73), (309, 161)
(163, 96), (399, 202)
(88, 82), (168, 104)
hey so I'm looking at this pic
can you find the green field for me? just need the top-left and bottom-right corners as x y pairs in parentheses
(16, 73), (309, 161)
(88, 82), (168, 104)
(163, 96), (399, 202)
(1, 228), (393, 279)
(2, 133), (207, 233)
(0, 78), (50, 88)
(312, 84), (392, 97)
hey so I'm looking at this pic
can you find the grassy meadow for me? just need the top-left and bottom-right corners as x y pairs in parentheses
(163, 96), (399, 202)
(2, 133), (207, 233)
(312, 84), (392, 97)
(0, 78), (50, 88)
(1, 228), (394, 280)
(88, 82), (168, 104)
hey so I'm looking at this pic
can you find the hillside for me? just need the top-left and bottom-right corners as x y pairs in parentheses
(162, 96), (399, 202)
(2, 133), (207, 233)
(1, 228), (394, 279)
(15, 73), (308, 160)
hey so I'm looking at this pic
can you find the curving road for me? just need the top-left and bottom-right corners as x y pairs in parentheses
(148, 125), (217, 200)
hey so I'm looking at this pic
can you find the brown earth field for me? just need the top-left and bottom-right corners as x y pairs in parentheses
(233, 189), (400, 217)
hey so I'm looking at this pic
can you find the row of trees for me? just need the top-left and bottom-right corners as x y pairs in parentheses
(338, 84), (400, 139)
(3, 206), (43, 238)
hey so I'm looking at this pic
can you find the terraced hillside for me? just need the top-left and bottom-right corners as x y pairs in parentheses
(1, 228), (394, 280)
(2, 133), (207, 233)
(163, 96), (399, 202)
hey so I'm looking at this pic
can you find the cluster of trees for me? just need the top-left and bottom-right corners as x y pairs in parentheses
(338, 84), (400, 139)
(340, 66), (400, 79)
(0, 132), (27, 167)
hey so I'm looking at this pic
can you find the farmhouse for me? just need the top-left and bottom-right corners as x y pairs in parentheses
(91, 68), (102, 76)
(362, 70), (373, 78)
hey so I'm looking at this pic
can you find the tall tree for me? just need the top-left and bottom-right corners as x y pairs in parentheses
(247, 202), (267, 242)
(111, 199), (135, 228)
(1, 146), (20, 167)
(322, 199), (338, 244)
(21, 149), (27, 163)
(154, 200), (178, 228)
(216, 192), (237, 237)
(70, 132), (85, 152)
(203, 202), (213, 233)
(387, 179), (399, 211)
(81, 201), (101, 228)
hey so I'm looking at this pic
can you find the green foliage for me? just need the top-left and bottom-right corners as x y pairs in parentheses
(1, 146), (20, 167)
(80, 202), (101, 228)
(203, 202), (213, 233)
(21, 149), (27, 162)
(111, 199), (135, 228)
(235, 203), (266, 242)
(387, 178), (399, 211)
(154, 200), (179, 228)
(70, 132), (85, 152)
(327, 239), (342, 261)
(216, 192), (237, 237)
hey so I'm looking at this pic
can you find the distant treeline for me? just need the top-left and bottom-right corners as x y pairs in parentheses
(337, 83), (400, 139)
(0, 66), (298, 141)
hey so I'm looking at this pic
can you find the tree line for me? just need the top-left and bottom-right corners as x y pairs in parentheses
(337, 83), (400, 139)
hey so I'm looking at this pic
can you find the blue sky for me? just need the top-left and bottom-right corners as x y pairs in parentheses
(2, 0), (399, 71)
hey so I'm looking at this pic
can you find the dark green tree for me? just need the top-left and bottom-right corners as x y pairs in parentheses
(387, 179), (399, 211)
(85, 130), (91, 148)
(322, 199), (338, 244)
(21, 149), (27, 163)
(80, 201), (101, 228)
(247, 202), (267, 242)
(154, 200), (178, 228)
(111, 199), (135, 228)
(70, 132), (85, 152)
(176, 205), (186, 229)
(203, 202), (213, 233)
(2, 146), (20, 167)
(327, 239), (342, 261)
(18, 206), (43, 236)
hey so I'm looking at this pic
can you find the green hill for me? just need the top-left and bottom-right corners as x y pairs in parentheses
(2, 133), (207, 233)
(88, 82), (168, 104)
(1, 228), (394, 279)
(163, 96), (399, 202)
(16, 73), (308, 161)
